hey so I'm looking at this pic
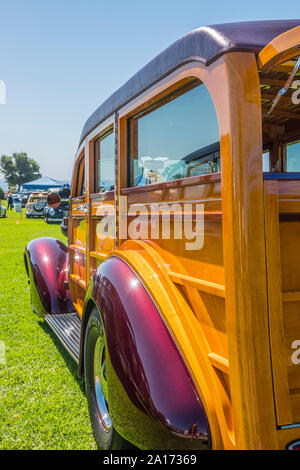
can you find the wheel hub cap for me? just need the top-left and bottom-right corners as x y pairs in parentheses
(93, 331), (112, 432)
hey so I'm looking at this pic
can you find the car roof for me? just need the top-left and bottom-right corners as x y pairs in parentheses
(79, 20), (300, 146)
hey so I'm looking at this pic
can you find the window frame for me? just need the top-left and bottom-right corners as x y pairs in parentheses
(126, 78), (221, 188)
(94, 126), (114, 193)
(75, 155), (85, 197)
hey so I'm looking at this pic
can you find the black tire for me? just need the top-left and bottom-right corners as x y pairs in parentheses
(84, 308), (128, 450)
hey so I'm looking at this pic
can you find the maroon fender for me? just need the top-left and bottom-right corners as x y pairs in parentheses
(81, 256), (210, 449)
(24, 237), (74, 315)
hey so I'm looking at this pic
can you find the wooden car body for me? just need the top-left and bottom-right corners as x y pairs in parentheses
(25, 20), (300, 449)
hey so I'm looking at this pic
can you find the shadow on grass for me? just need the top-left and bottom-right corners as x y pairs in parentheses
(39, 320), (86, 395)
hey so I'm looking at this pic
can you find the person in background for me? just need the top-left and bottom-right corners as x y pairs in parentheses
(7, 193), (13, 210)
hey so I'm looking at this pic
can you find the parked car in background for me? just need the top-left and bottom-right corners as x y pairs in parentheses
(12, 192), (31, 208)
(19, 191), (31, 207)
(44, 185), (70, 224)
(0, 201), (7, 218)
(25, 191), (48, 218)
(12, 193), (21, 205)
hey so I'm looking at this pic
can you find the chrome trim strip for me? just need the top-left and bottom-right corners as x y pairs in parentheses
(287, 439), (300, 450)
(279, 422), (300, 430)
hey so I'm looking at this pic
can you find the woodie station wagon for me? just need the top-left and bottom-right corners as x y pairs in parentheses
(24, 20), (300, 450)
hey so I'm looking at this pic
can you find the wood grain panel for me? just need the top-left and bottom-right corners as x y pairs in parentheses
(264, 179), (293, 425)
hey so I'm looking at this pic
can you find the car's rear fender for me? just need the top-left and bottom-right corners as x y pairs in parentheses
(24, 237), (74, 315)
(80, 256), (210, 449)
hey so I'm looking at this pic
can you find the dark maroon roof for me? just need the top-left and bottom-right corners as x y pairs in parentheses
(79, 20), (300, 145)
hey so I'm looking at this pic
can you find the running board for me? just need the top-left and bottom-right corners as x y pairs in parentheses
(44, 313), (81, 364)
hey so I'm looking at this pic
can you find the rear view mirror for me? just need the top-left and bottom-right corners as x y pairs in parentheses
(47, 192), (61, 209)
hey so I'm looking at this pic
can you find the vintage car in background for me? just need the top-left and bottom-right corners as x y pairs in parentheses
(25, 191), (48, 218)
(44, 185), (70, 224)
(12, 191), (31, 208)
(19, 191), (31, 207)
(12, 193), (21, 205)
(24, 21), (300, 450)
(0, 201), (6, 218)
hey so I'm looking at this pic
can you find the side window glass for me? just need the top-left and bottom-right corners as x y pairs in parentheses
(95, 130), (114, 192)
(128, 81), (220, 187)
(262, 150), (270, 172)
(285, 141), (300, 172)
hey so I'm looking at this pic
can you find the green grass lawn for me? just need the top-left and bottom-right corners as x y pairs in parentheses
(0, 206), (96, 449)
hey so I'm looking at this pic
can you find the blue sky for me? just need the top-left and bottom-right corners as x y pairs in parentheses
(0, 0), (299, 180)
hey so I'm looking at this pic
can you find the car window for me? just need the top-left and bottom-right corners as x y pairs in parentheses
(262, 150), (270, 172)
(128, 80), (220, 187)
(94, 130), (114, 192)
(285, 141), (300, 172)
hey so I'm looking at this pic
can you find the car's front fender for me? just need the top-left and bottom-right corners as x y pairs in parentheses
(24, 237), (74, 315)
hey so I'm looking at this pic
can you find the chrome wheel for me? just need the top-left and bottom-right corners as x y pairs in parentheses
(85, 307), (129, 449)
(93, 325), (112, 432)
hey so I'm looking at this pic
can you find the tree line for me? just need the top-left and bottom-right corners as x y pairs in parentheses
(0, 153), (41, 191)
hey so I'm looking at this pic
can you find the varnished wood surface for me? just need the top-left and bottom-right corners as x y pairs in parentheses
(264, 180), (293, 425)
(264, 178), (300, 425)
(258, 25), (300, 71)
(219, 52), (278, 449)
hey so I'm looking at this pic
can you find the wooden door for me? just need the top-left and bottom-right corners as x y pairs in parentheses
(88, 127), (116, 281)
(259, 26), (300, 426)
(69, 152), (87, 316)
(264, 177), (300, 426)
